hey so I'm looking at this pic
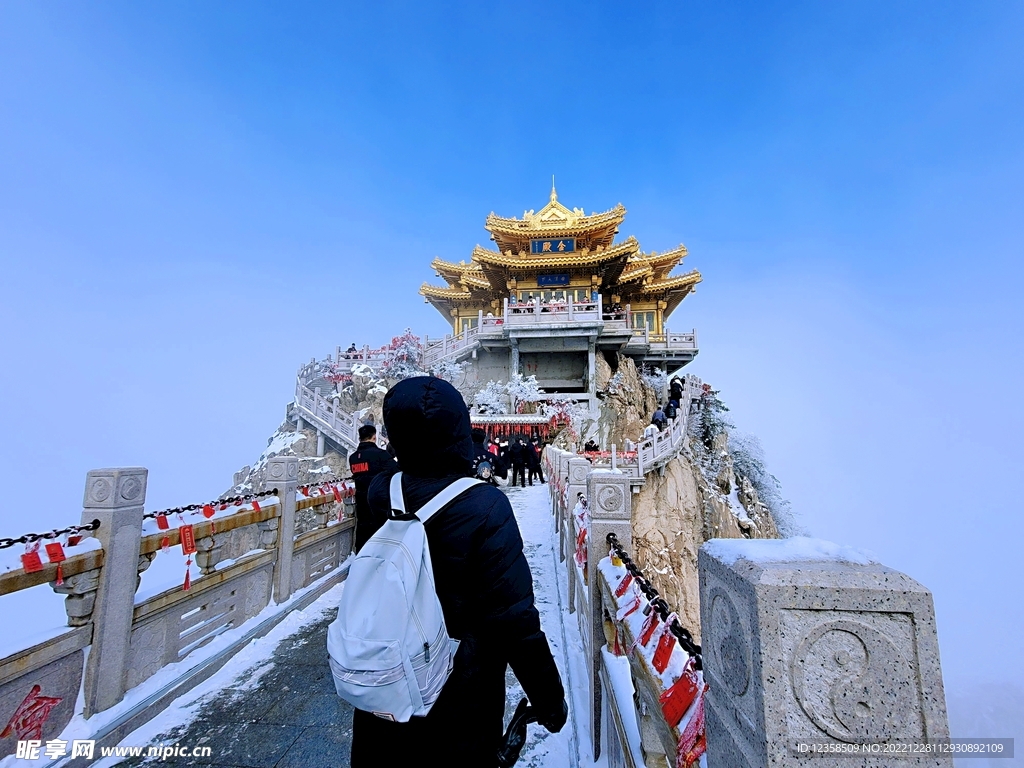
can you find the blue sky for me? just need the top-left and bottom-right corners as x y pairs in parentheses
(2, 0), (1023, 737)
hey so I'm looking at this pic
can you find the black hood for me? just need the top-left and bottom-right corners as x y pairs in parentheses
(382, 376), (473, 478)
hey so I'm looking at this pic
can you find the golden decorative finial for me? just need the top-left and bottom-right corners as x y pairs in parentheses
(551, 175), (557, 202)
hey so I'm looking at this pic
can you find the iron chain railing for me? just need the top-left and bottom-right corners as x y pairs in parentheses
(0, 519), (101, 550)
(606, 531), (703, 669)
(142, 489), (280, 521)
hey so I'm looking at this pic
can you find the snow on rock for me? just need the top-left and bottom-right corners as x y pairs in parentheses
(702, 536), (877, 566)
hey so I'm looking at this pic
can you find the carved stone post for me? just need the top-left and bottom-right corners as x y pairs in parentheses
(510, 338), (520, 376)
(557, 453), (572, 563)
(565, 457), (590, 611)
(263, 456), (298, 603)
(316, 429), (325, 457)
(587, 469), (632, 760)
(80, 467), (147, 717)
(698, 540), (953, 767)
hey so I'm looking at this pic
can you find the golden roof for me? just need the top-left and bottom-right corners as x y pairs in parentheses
(420, 191), (701, 323)
(459, 274), (491, 290)
(642, 271), (702, 292)
(485, 184), (625, 253)
(470, 237), (638, 270)
(419, 283), (472, 300)
(617, 263), (653, 285)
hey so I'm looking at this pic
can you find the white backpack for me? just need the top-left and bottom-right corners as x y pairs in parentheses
(327, 472), (481, 722)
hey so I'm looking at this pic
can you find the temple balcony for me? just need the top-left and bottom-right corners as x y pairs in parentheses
(423, 297), (699, 370)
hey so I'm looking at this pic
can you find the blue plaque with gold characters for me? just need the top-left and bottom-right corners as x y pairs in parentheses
(537, 273), (570, 287)
(531, 238), (575, 254)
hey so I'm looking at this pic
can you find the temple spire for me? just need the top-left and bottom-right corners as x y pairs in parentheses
(550, 175), (557, 202)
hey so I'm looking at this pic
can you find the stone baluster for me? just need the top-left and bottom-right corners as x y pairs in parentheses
(699, 541), (954, 767)
(79, 467), (147, 718)
(263, 456), (299, 603)
(586, 469), (632, 759)
(195, 535), (224, 576)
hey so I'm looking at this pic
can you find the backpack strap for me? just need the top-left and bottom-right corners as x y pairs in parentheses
(389, 472), (482, 524)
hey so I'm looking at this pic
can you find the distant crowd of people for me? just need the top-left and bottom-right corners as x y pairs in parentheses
(469, 430), (546, 487)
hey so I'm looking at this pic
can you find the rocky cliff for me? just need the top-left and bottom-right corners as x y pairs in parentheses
(595, 358), (784, 642)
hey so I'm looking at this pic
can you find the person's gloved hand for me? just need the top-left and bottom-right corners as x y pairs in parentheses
(535, 697), (568, 733)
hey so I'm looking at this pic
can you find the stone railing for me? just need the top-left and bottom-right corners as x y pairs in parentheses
(544, 427), (955, 766)
(625, 327), (699, 354)
(293, 376), (360, 452)
(422, 325), (482, 368)
(545, 450), (689, 766)
(503, 296), (603, 326)
(0, 458), (356, 759)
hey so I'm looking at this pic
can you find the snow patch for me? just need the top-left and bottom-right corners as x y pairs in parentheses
(703, 536), (877, 566)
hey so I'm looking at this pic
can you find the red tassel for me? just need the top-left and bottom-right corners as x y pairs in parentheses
(660, 658), (699, 728)
(252, 499), (261, 512)
(55, 562), (64, 586)
(183, 559), (192, 591)
(332, 486), (342, 503)
(653, 627), (676, 673)
(156, 515), (170, 530)
(161, 536), (170, 552)
(614, 572), (634, 598)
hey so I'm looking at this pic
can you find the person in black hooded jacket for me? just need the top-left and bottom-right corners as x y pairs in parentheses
(349, 377), (567, 767)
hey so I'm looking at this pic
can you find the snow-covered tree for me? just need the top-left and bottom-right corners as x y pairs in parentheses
(641, 367), (668, 398)
(506, 373), (544, 413)
(729, 432), (801, 536)
(380, 329), (425, 381)
(473, 381), (509, 414)
(542, 398), (594, 451)
(689, 384), (733, 452)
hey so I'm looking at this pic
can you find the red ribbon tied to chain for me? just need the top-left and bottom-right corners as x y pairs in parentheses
(660, 657), (700, 729)
(45, 542), (66, 587)
(20, 547), (43, 574)
(614, 572), (634, 598)
(676, 684), (708, 768)
(652, 618), (678, 674)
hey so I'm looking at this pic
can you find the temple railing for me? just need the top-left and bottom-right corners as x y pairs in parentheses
(503, 295), (603, 326)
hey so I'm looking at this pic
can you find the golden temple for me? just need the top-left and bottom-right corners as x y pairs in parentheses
(420, 186), (702, 335)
